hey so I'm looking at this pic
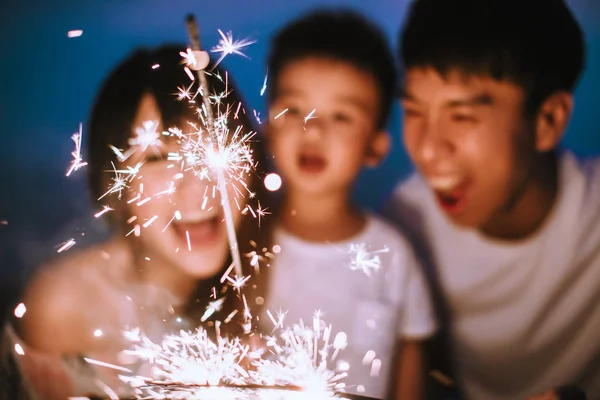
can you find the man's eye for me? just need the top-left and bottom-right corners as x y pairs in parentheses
(403, 108), (421, 117)
(451, 114), (477, 123)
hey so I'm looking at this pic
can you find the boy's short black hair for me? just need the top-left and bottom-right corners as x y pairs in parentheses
(268, 8), (397, 130)
(399, 0), (586, 114)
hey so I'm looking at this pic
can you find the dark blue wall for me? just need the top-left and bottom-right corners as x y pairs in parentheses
(0, 0), (598, 305)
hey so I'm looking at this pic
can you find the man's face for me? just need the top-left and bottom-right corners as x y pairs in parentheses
(401, 67), (537, 228)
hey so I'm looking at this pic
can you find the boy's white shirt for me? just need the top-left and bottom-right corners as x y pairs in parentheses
(262, 214), (437, 399)
(385, 151), (600, 400)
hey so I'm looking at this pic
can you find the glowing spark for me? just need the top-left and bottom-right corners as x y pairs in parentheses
(264, 173), (282, 192)
(362, 350), (376, 366)
(57, 238), (76, 253)
(177, 82), (196, 101)
(94, 205), (113, 218)
(348, 243), (389, 276)
(120, 314), (348, 399)
(123, 326), (251, 387)
(226, 274), (251, 293)
(184, 66), (195, 81)
(183, 112), (254, 185)
(274, 108), (288, 120)
(201, 297), (226, 322)
(14, 303), (26, 318)
(67, 30), (83, 38)
(109, 145), (126, 162)
(143, 215), (159, 228)
(255, 202), (271, 227)
(180, 48), (210, 71)
(98, 162), (141, 200)
(122, 120), (162, 160)
(83, 357), (132, 373)
(304, 109), (317, 124)
(210, 29), (256, 67)
(66, 123), (87, 176)
(152, 63), (160, 69)
(370, 358), (382, 377)
(266, 308), (288, 332)
(252, 314), (348, 395)
(260, 71), (268, 96)
(14, 343), (24, 356)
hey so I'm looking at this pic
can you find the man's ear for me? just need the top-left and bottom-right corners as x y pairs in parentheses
(365, 130), (391, 168)
(535, 91), (574, 152)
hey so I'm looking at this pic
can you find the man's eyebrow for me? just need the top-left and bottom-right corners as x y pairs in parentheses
(446, 93), (494, 107)
(274, 88), (303, 98)
(400, 90), (494, 107)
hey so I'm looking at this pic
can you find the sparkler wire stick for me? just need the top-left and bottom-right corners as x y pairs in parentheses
(185, 14), (243, 277)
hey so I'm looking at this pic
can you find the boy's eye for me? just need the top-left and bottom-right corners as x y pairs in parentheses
(286, 106), (302, 116)
(332, 113), (352, 123)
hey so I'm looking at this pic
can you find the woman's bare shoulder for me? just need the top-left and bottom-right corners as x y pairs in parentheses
(16, 238), (131, 354)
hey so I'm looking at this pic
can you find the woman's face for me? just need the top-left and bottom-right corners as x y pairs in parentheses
(115, 93), (250, 279)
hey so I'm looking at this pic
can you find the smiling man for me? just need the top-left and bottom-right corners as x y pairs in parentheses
(385, 0), (600, 399)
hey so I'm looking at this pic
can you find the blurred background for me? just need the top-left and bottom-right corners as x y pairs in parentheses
(0, 0), (599, 318)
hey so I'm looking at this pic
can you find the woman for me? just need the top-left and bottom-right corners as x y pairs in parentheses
(1, 44), (272, 399)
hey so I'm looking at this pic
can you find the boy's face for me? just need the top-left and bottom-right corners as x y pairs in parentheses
(401, 67), (537, 228)
(268, 57), (387, 195)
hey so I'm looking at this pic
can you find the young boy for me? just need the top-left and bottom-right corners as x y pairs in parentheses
(386, 0), (600, 399)
(261, 9), (437, 400)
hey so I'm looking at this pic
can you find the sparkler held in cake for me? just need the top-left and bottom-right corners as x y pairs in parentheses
(115, 313), (349, 399)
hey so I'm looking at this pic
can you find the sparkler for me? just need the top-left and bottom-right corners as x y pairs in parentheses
(57, 238), (76, 253)
(211, 29), (257, 68)
(116, 313), (349, 400)
(81, 16), (364, 400)
(185, 14), (247, 278)
(347, 244), (389, 276)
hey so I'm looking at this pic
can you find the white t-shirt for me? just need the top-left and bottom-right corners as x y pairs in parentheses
(385, 151), (600, 400)
(261, 214), (437, 399)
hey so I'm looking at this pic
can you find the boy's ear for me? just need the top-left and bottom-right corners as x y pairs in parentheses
(365, 130), (391, 168)
(535, 91), (574, 152)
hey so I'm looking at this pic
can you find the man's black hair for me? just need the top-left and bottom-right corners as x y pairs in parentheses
(399, 0), (585, 114)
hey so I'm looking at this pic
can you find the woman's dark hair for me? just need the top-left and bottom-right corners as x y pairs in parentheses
(87, 44), (274, 336)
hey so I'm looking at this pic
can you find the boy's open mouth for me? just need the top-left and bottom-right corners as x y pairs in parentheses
(298, 153), (327, 173)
